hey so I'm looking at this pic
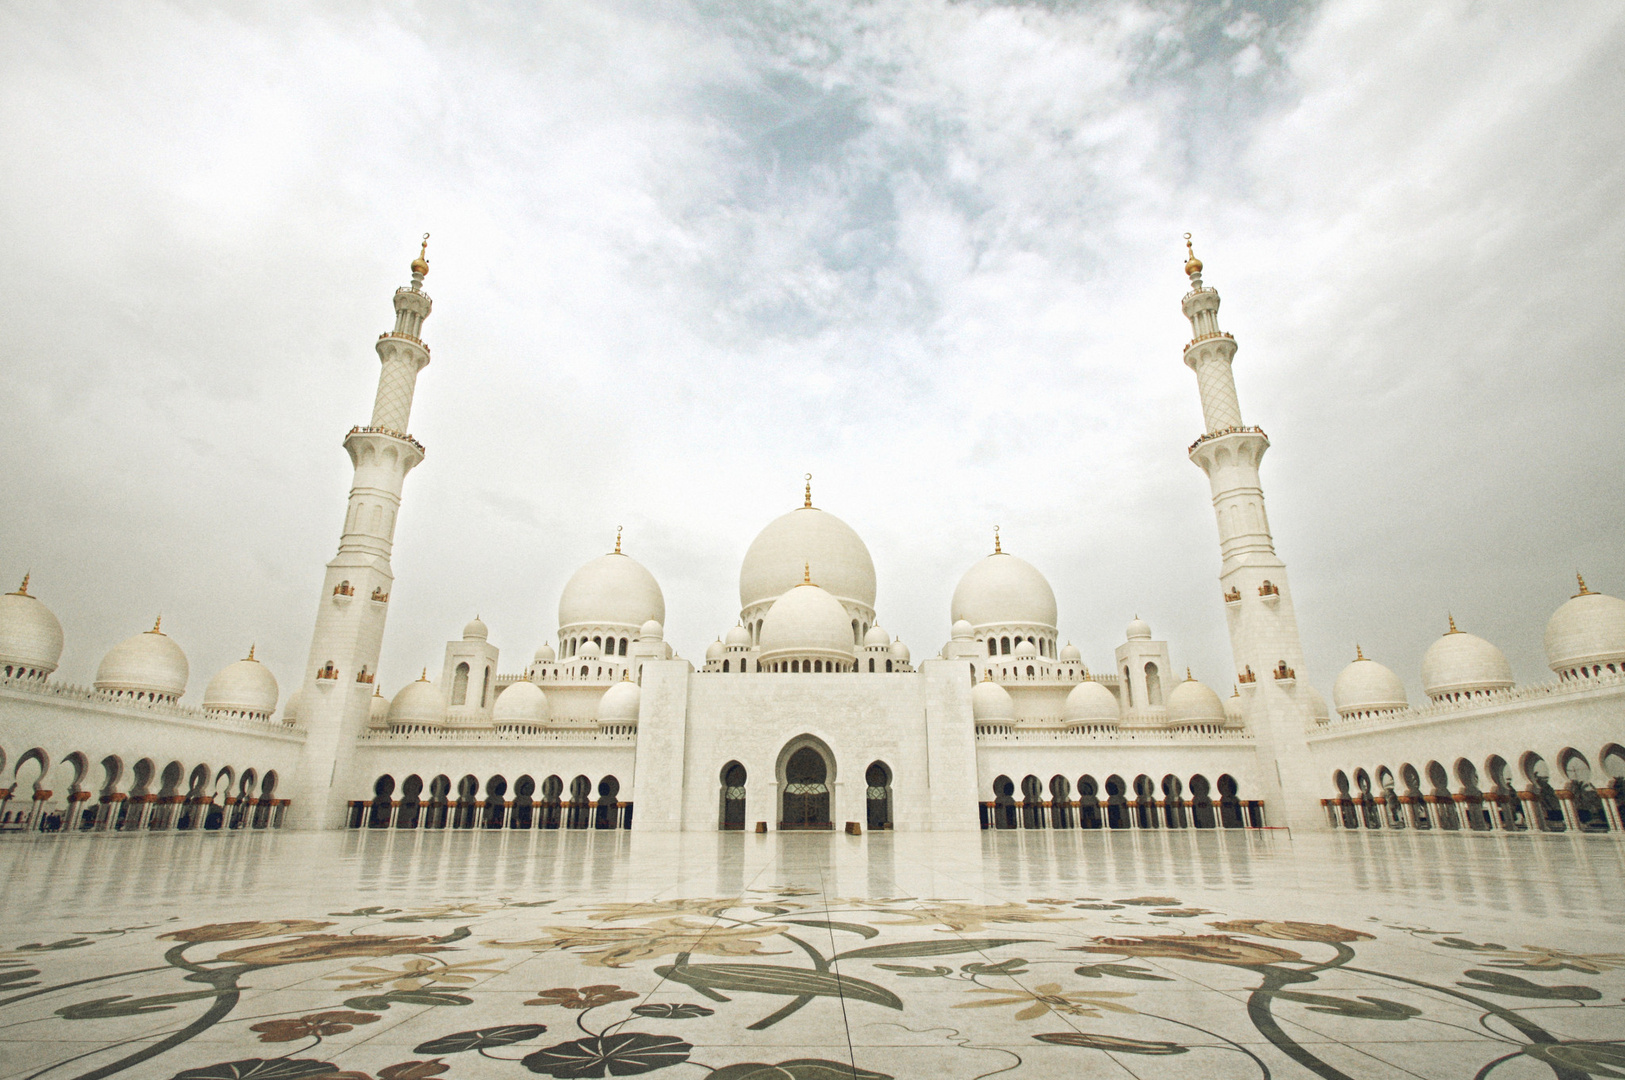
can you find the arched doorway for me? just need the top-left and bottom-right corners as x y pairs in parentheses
(991, 775), (1017, 829)
(510, 775), (535, 829)
(567, 775), (592, 829)
(596, 776), (621, 829)
(720, 762), (747, 830)
(865, 762), (892, 830)
(483, 776), (508, 829)
(1524, 753), (1565, 831)
(1161, 775), (1187, 828)
(368, 775), (396, 829)
(1560, 749), (1609, 832)
(1217, 774), (1243, 828)
(780, 745), (831, 830)
(1021, 775), (1045, 829)
(397, 775), (423, 829)
(1189, 774), (1215, 828)
(1076, 775), (1101, 829)
(1049, 775), (1072, 828)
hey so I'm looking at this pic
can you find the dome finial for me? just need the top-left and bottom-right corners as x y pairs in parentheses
(804, 473), (813, 509)
(1576, 572), (1592, 597)
(982, 667), (993, 682)
(1355, 643), (1365, 661)
(246, 644), (256, 661)
(1186, 666), (1194, 681)
(1183, 232), (1203, 279)
(1446, 613), (1460, 634)
(9, 572), (29, 597)
(615, 525), (622, 554)
(993, 525), (1001, 554)
(419, 667), (428, 681)
(411, 232), (430, 278)
(149, 615), (163, 634)
(803, 561), (812, 585)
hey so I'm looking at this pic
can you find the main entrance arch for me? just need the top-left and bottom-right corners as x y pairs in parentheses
(778, 738), (834, 830)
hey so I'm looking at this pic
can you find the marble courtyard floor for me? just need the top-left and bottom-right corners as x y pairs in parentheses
(2, 829), (1623, 1080)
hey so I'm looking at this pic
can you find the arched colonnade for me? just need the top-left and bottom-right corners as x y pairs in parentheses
(982, 771), (1263, 830)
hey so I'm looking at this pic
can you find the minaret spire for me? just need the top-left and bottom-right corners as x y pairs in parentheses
(1180, 236), (1317, 829)
(289, 237), (436, 830)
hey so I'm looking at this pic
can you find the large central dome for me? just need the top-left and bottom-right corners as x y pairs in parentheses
(740, 506), (876, 614)
(558, 552), (665, 631)
(951, 551), (1058, 629)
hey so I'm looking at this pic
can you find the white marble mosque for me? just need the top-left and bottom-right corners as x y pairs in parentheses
(3, 237), (1623, 840)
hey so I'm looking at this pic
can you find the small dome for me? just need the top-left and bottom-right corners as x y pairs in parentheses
(864, 625), (890, 648)
(759, 583), (856, 663)
(971, 677), (1015, 722)
(1165, 675), (1225, 726)
(463, 616), (489, 641)
(1422, 621), (1514, 698)
(95, 620), (189, 700)
(578, 639), (603, 660)
(706, 639), (725, 661)
(1064, 679), (1119, 724)
(598, 677), (641, 723)
(283, 688), (302, 724)
(559, 552), (665, 631)
(951, 619), (974, 641)
(1126, 616), (1151, 641)
(1544, 579), (1625, 673)
(740, 505), (877, 614)
(1333, 651), (1408, 718)
(1013, 639), (1038, 658)
(889, 638), (910, 662)
(1225, 687), (1246, 725)
(640, 619), (664, 640)
(951, 551), (1058, 629)
(0, 577), (64, 677)
(725, 623), (752, 647)
(493, 679), (549, 723)
(534, 641), (557, 663)
(202, 649), (279, 718)
(1059, 642), (1081, 663)
(369, 687), (389, 724)
(387, 674), (445, 726)
(1304, 684), (1330, 725)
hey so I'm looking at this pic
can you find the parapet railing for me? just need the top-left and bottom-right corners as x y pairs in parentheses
(1307, 669), (1625, 736)
(1189, 425), (1268, 454)
(346, 425), (426, 453)
(0, 674), (305, 738)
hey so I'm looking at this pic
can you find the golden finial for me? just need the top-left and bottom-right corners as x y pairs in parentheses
(8, 572), (28, 597)
(804, 473), (813, 509)
(982, 668), (993, 682)
(374, 684), (384, 697)
(615, 525), (622, 554)
(411, 233), (430, 277)
(419, 668), (429, 681)
(1183, 232), (1203, 277)
(1186, 667), (1193, 681)
(1233, 684), (1240, 696)
(1575, 572), (1592, 597)
(622, 669), (631, 682)
(1355, 644), (1365, 661)
(247, 644), (256, 661)
(1446, 613), (1459, 634)
(803, 561), (812, 585)
(993, 525), (1001, 554)
(149, 615), (163, 634)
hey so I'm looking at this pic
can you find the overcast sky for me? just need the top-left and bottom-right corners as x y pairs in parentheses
(3, 0), (1622, 710)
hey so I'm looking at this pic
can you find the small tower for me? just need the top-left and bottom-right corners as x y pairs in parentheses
(1179, 236), (1319, 827)
(287, 238), (435, 829)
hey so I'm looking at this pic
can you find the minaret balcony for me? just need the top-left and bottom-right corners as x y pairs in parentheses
(1257, 581), (1280, 607)
(1188, 425), (1268, 455)
(1182, 330), (1234, 354)
(378, 331), (430, 355)
(1223, 587), (1242, 606)
(347, 425), (425, 454)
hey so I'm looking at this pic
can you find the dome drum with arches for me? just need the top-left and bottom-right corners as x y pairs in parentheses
(557, 535), (665, 644)
(0, 575), (64, 680)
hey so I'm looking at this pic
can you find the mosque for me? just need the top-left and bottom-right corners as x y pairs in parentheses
(2, 238), (1622, 839)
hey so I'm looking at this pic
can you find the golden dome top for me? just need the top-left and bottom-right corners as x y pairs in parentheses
(410, 233), (430, 277)
(1183, 233), (1203, 276)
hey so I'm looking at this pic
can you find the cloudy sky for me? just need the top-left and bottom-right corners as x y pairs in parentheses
(2, 0), (1622, 709)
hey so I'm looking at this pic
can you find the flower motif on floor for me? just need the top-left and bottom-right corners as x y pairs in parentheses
(160, 920), (337, 943)
(248, 1010), (380, 1042)
(490, 918), (787, 968)
(1208, 919), (1374, 943)
(216, 934), (456, 966)
(526, 985), (641, 1009)
(871, 901), (1078, 933)
(326, 956), (505, 992)
(521, 1032), (691, 1078)
(575, 898), (754, 922)
(1071, 935), (1303, 966)
(1481, 946), (1625, 974)
(379, 1062), (450, 1080)
(953, 982), (1137, 1021)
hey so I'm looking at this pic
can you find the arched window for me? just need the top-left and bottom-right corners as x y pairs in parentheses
(1026, 665), (1035, 677)
(721, 762), (746, 830)
(1001, 637), (1011, 654)
(480, 667), (491, 708)
(1122, 667), (1133, 706)
(865, 762), (892, 829)
(451, 662), (470, 706)
(782, 747), (830, 829)
(722, 659), (730, 672)
(885, 659), (893, 672)
(1144, 662), (1162, 706)
(593, 636), (602, 648)
(986, 639), (995, 656)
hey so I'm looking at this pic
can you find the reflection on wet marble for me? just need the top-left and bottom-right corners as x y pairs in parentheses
(2, 829), (1623, 1080)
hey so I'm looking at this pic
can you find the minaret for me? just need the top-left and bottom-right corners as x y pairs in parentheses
(1180, 236), (1320, 829)
(287, 237), (434, 829)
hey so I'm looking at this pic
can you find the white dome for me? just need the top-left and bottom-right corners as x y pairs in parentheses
(1126, 616), (1152, 641)
(864, 625), (890, 648)
(740, 506), (877, 615)
(1013, 639), (1038, 658)
(598, 678), (641, 723)
(759, 583), (857, 663)
(725, 623), (752, 647)
(1333, 653), (1408, 718)
(1225, 687), (1246, 726)
(951, 552), (1058, 629)
(493, 679), (549, 723)
(0, 580), (63, 677)
(1422, 623), (1514, 698)
(283, 688), (302, 724)
(462, 616), (489, 641)
(951, 619), (974, 641)
(640, 619), (664, 640)
(95, 621), (188, 700)
(369, 688), (389, 724)
(559, 552), (665, 630)
(202, 650), (279, 718)
(889, 638), (910, 662)
(534, 641), (557, 663)
(578, 639), (603, 659)
(1058, 642), (1082, 663)
(971, 677), (1015, 722)
(1544, 582), (1625, 673)
(706, 639), (725, 661)
(1064, 680), (1119, 724)
(388, 675), (445, 726)
(1166, 675), (1225, 726)
(1304, 684), (1330, 725)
